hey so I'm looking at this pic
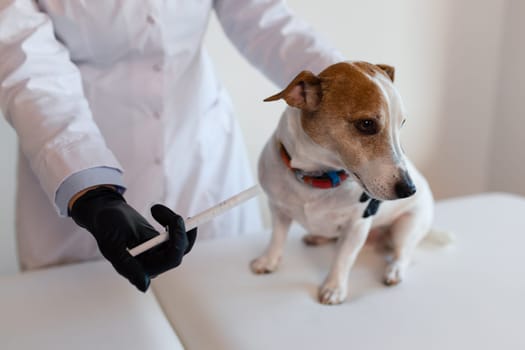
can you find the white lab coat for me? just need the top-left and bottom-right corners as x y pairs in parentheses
(0, 0), (343, 270)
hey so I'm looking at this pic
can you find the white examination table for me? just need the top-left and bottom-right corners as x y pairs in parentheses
(1, 193), (524, 349)
(153, 193), (525, 350)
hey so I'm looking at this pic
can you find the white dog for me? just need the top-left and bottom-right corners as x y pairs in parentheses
(251, 61), (434, 305)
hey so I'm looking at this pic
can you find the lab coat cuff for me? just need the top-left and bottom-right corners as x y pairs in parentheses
(55, 167), (126, 217)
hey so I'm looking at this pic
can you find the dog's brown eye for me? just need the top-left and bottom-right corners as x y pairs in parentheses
(355, 119), (378, 135)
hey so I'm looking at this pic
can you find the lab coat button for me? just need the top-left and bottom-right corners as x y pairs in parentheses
(146, 15), (156, 24)
(153, 111), (161, 120)
(154, 157), (162, 165)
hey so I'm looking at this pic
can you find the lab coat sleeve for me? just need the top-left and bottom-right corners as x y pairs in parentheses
(0, 0), (123, 215)
(214, 0), (346, 88)
(55, 167), (126, 217)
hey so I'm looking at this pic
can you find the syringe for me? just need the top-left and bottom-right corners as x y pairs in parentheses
(129, 185), (262, 257)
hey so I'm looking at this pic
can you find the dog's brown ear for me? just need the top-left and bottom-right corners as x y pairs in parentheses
(376, 64), (395, 82)
(264, 71), (322, 112)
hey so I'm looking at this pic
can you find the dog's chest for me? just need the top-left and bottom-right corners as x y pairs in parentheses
(302, 201), (360, 236)
(287, 186), (368, 237)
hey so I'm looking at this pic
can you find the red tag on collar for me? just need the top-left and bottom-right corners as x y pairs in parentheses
(279, 143), (349, 189)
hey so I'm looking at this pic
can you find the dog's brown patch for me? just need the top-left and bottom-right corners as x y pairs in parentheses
(299, 62), (392, 170)
(354, 62), (395, 82)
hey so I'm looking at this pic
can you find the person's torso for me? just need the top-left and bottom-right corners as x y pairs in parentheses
(38, 0), (213, 65)
(36, 0), (228, 213)
(17, 0), (263, 269)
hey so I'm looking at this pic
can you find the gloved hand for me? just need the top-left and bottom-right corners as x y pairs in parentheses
(70, 187), (197, 292)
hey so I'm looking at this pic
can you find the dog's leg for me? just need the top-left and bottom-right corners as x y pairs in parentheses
(383, 212), (429, 286)
(318, 220), (372, 305)
(250, 205), (292, 274)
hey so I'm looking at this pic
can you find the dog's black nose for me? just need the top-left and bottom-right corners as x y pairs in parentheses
(395, 180), (417, 199)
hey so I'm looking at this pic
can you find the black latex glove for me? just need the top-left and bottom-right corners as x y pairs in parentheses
(70, 187), (197, 292)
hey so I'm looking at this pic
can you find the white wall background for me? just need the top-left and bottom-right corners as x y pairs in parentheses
(1, 0), (523, 274)
(0, 118), (16, 274)
(488, 0), (525, 195)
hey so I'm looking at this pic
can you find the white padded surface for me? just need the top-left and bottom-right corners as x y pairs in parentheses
(153, 193), (525, 350)
(0, 260), (184, 350)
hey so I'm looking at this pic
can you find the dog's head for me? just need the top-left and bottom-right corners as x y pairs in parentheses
(265, 61), (415, 200)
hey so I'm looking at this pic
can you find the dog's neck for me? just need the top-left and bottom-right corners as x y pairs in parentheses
(275, 108), (346, 173)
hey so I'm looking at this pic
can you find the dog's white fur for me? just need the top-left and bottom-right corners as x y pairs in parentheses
(251, 61), (434, 305)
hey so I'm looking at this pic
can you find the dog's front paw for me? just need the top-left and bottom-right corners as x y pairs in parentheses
(250, 255), (280, 274)
(318, 281), (348, 305)
(383, 261), (406, 286)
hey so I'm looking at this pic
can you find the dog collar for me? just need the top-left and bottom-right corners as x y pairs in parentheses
(279, 142), (349, 189)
